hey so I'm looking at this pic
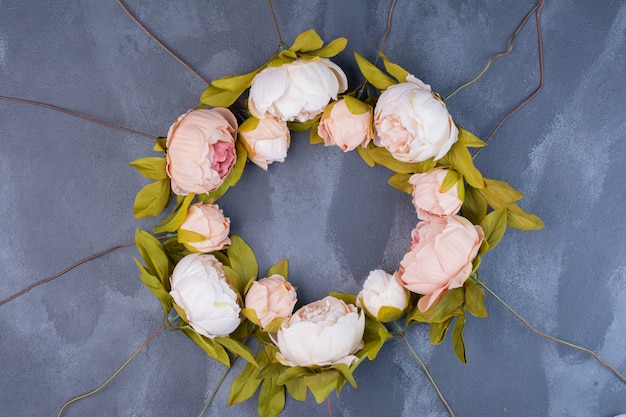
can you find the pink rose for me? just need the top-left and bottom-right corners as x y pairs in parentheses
(409, 169), (463, 220)
(244, 274), (297, 328)
(178, 203), (231, 253)
(239, 117), (290, 170)
(317, 98), (372, 152)
(398, 216), (484, 312)
(374, 75), (458, 163)
(166, 108), (237, 195)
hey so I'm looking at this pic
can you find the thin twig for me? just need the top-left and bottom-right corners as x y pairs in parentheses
(267, 0), (284, 44)
(56, 321), (171, 417)
(0, 242), (135, 307)
(374, 0), (398, 65)
(479, 281), (626, 384)
(401, 333), (457, 417)
(0, 96), (157, 139)
(327, 397), (333, 417)
(473, 0), (545, 159)
(198, 361), (235, 417)
(444, 1), (540, 101)
(117, 0), (209, 85)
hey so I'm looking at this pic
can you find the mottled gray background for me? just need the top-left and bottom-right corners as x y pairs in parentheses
(1, 1), (625, 416)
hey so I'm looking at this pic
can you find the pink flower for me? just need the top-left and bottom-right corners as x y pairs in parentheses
(244, 275), (297, 328)
(374, 75), (458, 163)
(398, 216), (483, 312)
(317, 98), (372, 152)
(239, 117), (290, 170)
(409, 169), (463, 220)
(166, 108), (237, 195)
(178, 203), (231, 253)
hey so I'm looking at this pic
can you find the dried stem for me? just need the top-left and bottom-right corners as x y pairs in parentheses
(473, 0), (545, 158)
(0, 95), (156, 139)
(374, 0), (398, 65)
(117, 0), (209, 85)
(56, 320), (173, 417)
(198, 360), (235, 417)
(479, 281), (626, 384)
(327, 397), (333, 417)
(267, 0), (284, 45)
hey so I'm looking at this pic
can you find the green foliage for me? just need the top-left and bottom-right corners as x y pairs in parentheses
(215, 337), (257, 367)
(354, 52), (396, 90)
(267, 259), (289, 280)
(129, 157), (167, 180)
(451, 314), (467, 363)
(135, 229), (171, 281)
(343, 95), (371, 115)
(368, 146), (436, 174)
(356, 144), (376, 167)
(258, 378), (285, 417)
(457, 126), (486, 148)
(461, 185), (488, 224)
(381, 53), (410, 83)
(181, 329), (230, 367)
(153, 193), (195, 234)
(228, 362), (263, 405)
(226, 235), (259, 296)
(464, 279), (488, 318)
(480, 208), (508, 251)
(133, 178), (171, 219)
(387, 173), (413, 194)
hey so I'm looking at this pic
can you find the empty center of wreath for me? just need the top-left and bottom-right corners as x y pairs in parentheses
(217, 135), (413, 304)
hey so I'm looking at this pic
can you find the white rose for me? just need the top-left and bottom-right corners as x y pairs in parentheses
(374, 75), (458, 163)
(239, 117), (290, 170)
(248, 58), (348, 122)
(275, 296), (365, 367)
(357, 270), (409, 322)
(169, 253), (241, 338)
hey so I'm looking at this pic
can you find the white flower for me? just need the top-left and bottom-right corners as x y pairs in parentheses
(239, 117), (290, 170)
(275, 296), (364, 367)
(248, 58), (348, 122)
(374, 75), (458, 163)
(169, 254), (241, 338)
(357, 270), (409, 322)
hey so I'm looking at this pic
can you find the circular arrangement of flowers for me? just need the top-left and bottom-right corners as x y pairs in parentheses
(131, 29), (542, 416)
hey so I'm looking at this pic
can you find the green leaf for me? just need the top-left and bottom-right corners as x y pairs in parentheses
(329, 292), (357, 305)
(309, 37), (347, 58)
(343, 95), (370, 115)
(278, 49), (297, 62)
(258, 378), (285, 417)
(368, 146), (435, 174)
(133, 179), (171, 219)
(429, 317), (454, 344)
(129, 157), (167, 180)
(153, 193), (195, 234)
(388, 173), (413, 194)
(461, 185), (488, 224)
(446, 142), (484, 188)
(211, 67), (262, 91)
(506, 203), (544, 230)
(309, 122), (324, 145)
(227, 235), (259, 285)
(330, 364), (357, 388)
(239, 116), (261, 133)
(440, 169), (462, 194)
(215, 337), (257, 367)
(357, 145), (375, 167)
(276, 366), (312, 385)
(381, 53), (410, 83)
(480, 208), (507, 251)
(451, 314), (467, 364)
(134, 259), (172, 315)
(223, 265), (245, 297)
(360, 318), (391, 360)
(457, 126), (486, 148)
(285, 379), (307, 402)
(267, 259), (289, 280)
(182, 329), (230, 367)
(287, 119), (317, 132)
(422, 287), (465, 323)
(464, 280), (488, 318)
(153, 138), (167, 153)
(375, 305), (405, 323)
(227, 362), (263, 405)
(177, 228), (206, 245)
(304, 371), (340, 404)
(479, 178), (524, 209)
(200, 84), (245, 108)
(353, 52), (396, 90)
(289, 29), (324, 52)
(135, 229), (170, 283)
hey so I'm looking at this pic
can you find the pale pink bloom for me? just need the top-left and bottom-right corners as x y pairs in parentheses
(318, 99), (372, 151)
(178, 203), (231, 253)
(239, 117), (290, 170)
(166, 108), (237, 195)
(245, 275), (297, 328)
(398, 216), (483, 312)
(374, 75), (458, 163)
(409, 169), (463, 220)
(248, 58), (348, 122)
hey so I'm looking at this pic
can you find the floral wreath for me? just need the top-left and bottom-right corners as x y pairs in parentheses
(2, 2), (624, 417)
(128, 28), (545, 415)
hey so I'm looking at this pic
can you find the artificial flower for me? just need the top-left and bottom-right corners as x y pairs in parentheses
(244, 274), (297, 328)
(239, 117), (290, 170)
(169, 253), (241, 338)
(357, 270), (409, 322)
(398, 215), (483, 312)
(248, 57), (348, 122)
(166, 108), (237, 195)
(374, 75), (458, 163)
(317, 98), (372, 151)
(275, 296), (364, 367)
(178, 203), (231, 253)
(409, 169), (463, 220)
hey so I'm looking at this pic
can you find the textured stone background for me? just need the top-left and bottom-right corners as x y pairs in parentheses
(1, 1), (625, 416)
